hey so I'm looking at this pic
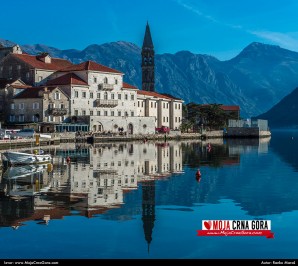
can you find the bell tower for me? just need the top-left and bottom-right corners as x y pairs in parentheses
(141, 22), (155, 92)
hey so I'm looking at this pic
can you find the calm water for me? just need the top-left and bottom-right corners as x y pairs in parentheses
(0, 130), (298, 259)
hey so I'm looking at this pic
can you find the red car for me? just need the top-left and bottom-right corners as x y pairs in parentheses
(155, 126), (170, 133)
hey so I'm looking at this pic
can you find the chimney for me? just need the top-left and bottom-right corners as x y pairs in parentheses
(37, 52), (51, 63)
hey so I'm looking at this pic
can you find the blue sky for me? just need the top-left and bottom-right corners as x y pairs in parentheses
(1, 0), (298, 60)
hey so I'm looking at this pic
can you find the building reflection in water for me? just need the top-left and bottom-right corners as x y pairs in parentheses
(0, 138), (270, 249)
(0, 141), (183, 246)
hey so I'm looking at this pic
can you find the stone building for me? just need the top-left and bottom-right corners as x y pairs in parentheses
(1, 23), (183, 133)
(0, 79), (30, 124)
(0, 44), (22, 61)
(9, 86), (70, 132)
(0, 51), (72, 86)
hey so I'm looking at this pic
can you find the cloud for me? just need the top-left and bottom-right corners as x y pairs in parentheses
(174, 0), (218, 23)
(249, 30), (298, 51)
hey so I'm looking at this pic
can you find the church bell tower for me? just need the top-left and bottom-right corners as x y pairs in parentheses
(141, 22), (155, 92)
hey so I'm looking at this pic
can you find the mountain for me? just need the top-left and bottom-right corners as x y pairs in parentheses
(2, 39), (298, 118)
(255, 87), (298, 128)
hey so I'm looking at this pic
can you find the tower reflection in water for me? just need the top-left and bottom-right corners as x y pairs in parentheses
(0, 138), (260, 250)
(0, 141), (184, 246)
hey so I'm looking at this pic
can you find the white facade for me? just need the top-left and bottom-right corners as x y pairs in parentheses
(45, 62), (183, 134)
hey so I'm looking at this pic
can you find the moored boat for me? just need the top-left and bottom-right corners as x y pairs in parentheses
(1, 150), (52, 166)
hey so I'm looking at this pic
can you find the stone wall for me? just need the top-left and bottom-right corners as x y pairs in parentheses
(226, 127), (260, 137)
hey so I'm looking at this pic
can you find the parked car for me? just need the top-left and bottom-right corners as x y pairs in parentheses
(155, 126), (170, 134)
(16, 128), (35, 138)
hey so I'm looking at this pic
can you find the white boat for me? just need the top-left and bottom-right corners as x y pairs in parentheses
(1, 134), (52, 166)
(1, 150), (52, 166)
(2, 164), (47, 179)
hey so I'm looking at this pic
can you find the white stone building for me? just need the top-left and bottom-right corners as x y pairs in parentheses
(45, 60), (183, 134)
(1, 46), (183, 134)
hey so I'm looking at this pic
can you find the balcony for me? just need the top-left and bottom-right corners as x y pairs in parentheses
(48, 107), (68, 116)
(98, 84), (114, 91)
(93, 169), (118, 178)
(94, 99), (118, 107)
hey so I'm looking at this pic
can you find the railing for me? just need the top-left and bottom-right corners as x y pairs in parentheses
(48, 107), (68, 116)
(98, 84), (114, 91)
(94, 99), (118, 107)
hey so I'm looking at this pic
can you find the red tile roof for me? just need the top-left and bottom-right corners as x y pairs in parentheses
(137, 90), (175, 100)
(46, 73), (88, 86)
(122, 82), (138, 90)
(60, 60), (123, 74)
(220, 105), (240, 111)
(11, 53), (73, 70)
(13, 86), (59, 99)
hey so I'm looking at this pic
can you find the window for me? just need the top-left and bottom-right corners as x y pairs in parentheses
(118, 94), (121, 100)
(48, 115), (53, 122)
(19, 115), (25, 122)
(111, 111), (114, 116)
(82, 92), (86, 98)
(55, 92), (60, 100)
(167, 117), (169, 122)
(104, 92), (108, 100)
(167, 103), (169, 108)
(131, 111), (134, 116)
(131, 95), (134, 100)
(17, 65), (21, 76)
(179, 104), (181, 109)
(104, 111), (108, 116)
(104, 77), (108, 84)
(138, 101), (140, 107)
(125, 94), (128, 100)
(118, 111), (121, 116)
(33, 102), (39, 109)
(151, 102), (153, 108)
(97, 93), (100, 99)
(90, 92), (94, 99)
(155, 102), (157, 108)
(163, 117), (165, 122)
(115, 78), (118, 84)
(97, 111), (100, 116)
(9, 115), (15, 122)
(74, 110), (78, 116)
(75, 91), (79, 98)
(179, 117), (181, 122)
(11, 103), (15, 110)
(141, 102), (144, 107)
(175, 117), (177, 122)
(90, 110), (93, 116)
(175, 103), (177, 109)
(163, 103), (165, 108)
(82, 110), (86, 116)
(19, 103), (24, 110)
(93, 77), (97, 83)
(111, 93), (114, 99)
(32, 115), (38, 122)
(125, 111), (128, 117)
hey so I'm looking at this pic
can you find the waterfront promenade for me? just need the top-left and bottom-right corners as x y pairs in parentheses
(0, 130), (223, 150)
(0, 128), (272, 152)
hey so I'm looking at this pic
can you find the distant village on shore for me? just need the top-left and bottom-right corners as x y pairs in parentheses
(0, 23), (269, 139)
